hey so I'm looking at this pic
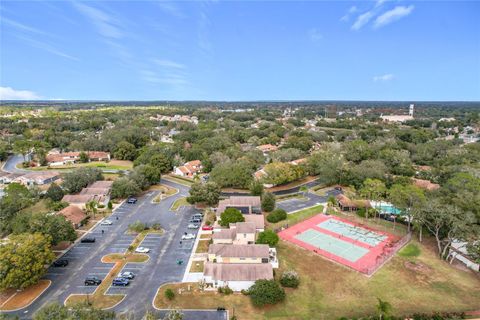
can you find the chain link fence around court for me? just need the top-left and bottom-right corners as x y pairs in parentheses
(362, 232), (412, 276)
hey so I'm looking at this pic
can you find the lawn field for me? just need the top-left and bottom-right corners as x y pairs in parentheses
(154, 238), (480, 319)
(268, 204), (324, 230)
(170, 197), (190, 211)
(19, 160), (133, 171)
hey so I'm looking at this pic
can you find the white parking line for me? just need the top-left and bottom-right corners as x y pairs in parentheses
(93, 266), (112, 269)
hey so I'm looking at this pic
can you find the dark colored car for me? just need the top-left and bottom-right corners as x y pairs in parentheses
(85, 276), (102, 286)
(80, 237), (96, 243)
(53, 259), (68, 267)
(112, 277), (129, 286)
(127, 197), (137, 204)
(334, 186), (343, 191)
(189, 218), (201, 223)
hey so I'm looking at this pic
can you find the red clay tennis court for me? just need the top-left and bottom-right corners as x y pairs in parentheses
(279, 214), (408, 275)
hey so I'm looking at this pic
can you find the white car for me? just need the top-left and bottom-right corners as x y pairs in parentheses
(100, 220), (113, 225)
(135, 247), (150, 253)
(119, 271), (135, 279)
(187, 224), (199, 229)
(182, 233), (195, 240)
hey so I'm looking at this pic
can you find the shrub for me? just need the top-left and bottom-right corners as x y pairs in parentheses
(266, 209), (287, 223)
(107, 201), (113, 210)
(256, 230), (279, 247)
(280, 270), (300, 288)
(219, 208), (245, 227)
(218, 286), (233, 294)
(151, 223), (162, 231)
(97, 204), (105, 209)
(165, 288), (175, 300)
(248, 279), (285, 307)
(128, 220), (147, 233)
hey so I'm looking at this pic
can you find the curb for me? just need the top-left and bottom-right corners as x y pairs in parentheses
(0, 280), (52, 312)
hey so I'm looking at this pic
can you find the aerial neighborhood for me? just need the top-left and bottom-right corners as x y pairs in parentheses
(0, 101), (478, 320)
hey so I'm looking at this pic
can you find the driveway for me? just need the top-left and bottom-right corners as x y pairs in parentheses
(2, 154), (29, 173)
(5, 179), (225, 320)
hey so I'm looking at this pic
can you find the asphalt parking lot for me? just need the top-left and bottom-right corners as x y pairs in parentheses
(277, 189), (342, 213)
(7, 179), (226, 320)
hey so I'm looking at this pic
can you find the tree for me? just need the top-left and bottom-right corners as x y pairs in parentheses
(306, 150), (344, 184)
(187, 182), (221, 206)
(256, 230), (279, 247)
(79, 151), (89, 163)
(165, 288), (175, 300)
(280, 270), (300, 288)
(389, 184), (425, 232)
(0, 233), (54, 290)
(360, 179), (386, 220)
(261, 192), (275, 212)
(376, 298), (393, 320)
(248, 279), (285, 307)
(62, 167), (103, 193)
(344, 140), (372, 164)
(34, 302), (116, 320)
(266, 208), (287, 223)
(149, 153), (173, 173)
(210, 161), (254, 189)
(11, 212), (76, 245)
(219, 208), (245, 227)
(0, 183), (36, 233)
(249, 181), (264, 196)
(135, 164), (161, 185)
(86, 200), (98, 219)
(13, 139), (31, 162)
(113, 140), (137, 161)
(261, 162), (305, 186)
(111, 177), (141, 199)
(45, 183), (64, 202)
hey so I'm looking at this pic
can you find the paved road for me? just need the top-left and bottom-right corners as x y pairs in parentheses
(5, 179), (225, 320)
(2, 154), (29, 173)
(277, 189), (341, 213)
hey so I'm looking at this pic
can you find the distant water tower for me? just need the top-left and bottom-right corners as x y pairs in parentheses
(409, 104), (414, 117)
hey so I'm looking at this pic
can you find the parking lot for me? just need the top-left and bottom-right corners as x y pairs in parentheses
(7, 179), (226, 320)
(277, 189), (342, 213)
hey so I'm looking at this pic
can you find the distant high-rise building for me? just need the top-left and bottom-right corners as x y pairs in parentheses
(409, 104), (415, 117)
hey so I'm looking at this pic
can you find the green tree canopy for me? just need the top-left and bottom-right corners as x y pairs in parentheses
(248, 279), (286, 307)
(219, 208), (245, 227)
(187, 182), (221, 206)
(0, 233), (55, 290)
(45, 183), (64, 202)
(113, 140), (137, 161)
(256, 229), (279, 247)
(261, 192), (276, 212)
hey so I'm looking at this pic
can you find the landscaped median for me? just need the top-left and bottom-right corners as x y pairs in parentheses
(151, 184), (178, 203)
(64, 230), (160, 309)
(0, 280), (51, 312)
(170, 197), (191, 211)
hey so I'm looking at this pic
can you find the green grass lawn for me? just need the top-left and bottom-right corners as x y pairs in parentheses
(19, 160), (133, 171)
(164, 174), (194, 186)
(171, 197), (191, 211)
(268, 204), (324, 230)
(398, 243), (421, 257)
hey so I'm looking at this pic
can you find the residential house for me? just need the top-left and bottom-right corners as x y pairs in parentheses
(412, 178), (440, 191)
(174, 160), (202, 178)
(256, 144), (278, 156)
(289, 158), (307, 166)
(336, 194), (370, 212)
(203, 262), (273, 291)
(207, 244), (270, 264)
(0, 173), (23, 184)
(448, 241), (479, 272)
(57, 205), (87, 229)
(213, 212), (265, 233)
(46, 151), (110, 166)
(62, 180), (112, 208)
(14, 171), (60, 186)
(212, 222), (256, 245)
(216, 196), (262, 216)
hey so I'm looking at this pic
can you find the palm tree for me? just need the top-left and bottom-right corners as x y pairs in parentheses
(376, 298), (392, 320)
(86, 200), (98, 220)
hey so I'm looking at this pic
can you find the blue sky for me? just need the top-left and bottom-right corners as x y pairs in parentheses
(0, 0), (479, 101)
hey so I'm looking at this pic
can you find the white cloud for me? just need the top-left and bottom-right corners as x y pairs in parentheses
(153, 59), (186, 69)
(308, 28), (323, 42)
(0, 87), (42, 100)
(374, 5), (414, 29)
(15, 35), (79, 61)
(155, 1), (185, 18)
(351, 11), (375, 30)
(373, 74), (395, 82)
(72, 2), (123, 39)
(375, 0), (387, 8)
(340, 6), (357, 22)
(2, 17), (52, 37)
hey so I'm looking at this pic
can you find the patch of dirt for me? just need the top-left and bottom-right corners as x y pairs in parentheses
(404, 260), (432, 274)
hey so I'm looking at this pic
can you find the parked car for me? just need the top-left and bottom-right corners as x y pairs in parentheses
(112, 277), (129, 286)
(81, 237), (96, 243)
(119, 271), (135, 279)
(192, 213), (204, 218)
(189, 218), (201, 223)
(188, 224), (199, 229)
(182, 233), (195, 240)
(334, 186), (343, 191)
(127, 197), (137, 204)
(85, 276), (102, 286)
(53, 259), (68, 267)
(202, 225), (213, 231)
(135, 247), (150, 253)
(101, 220), (113, 225)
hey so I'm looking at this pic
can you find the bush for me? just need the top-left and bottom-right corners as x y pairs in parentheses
(165, 288), (175, 300)
(280, 270), (300, 288)
(47, 200), (69, 211)
(128, 220), (147, 233)
(266, 209), (287, 223)
(151, 223), (162, 231)
(97, 204), (105, 209)
(219, 208), (245, 227)
(248, 279), (285, 307)
(218, 286), (233, 295)
(107, 201), (113, 210)
(256, 230), (279, 247)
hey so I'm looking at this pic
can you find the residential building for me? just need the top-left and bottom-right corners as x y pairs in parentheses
(212, 222), (256, 245)
(0, 173), (23, 184)
(207, 244), (270, 264)
(256, 144), (278, 155)
(336, 194), (370, 212)
(174, 160), (202, 178)
(412, 178), (440, 191)
(216, 196), (262, 216)
(57, 205), (87, 229)
(14, 171), (60, 186)
(203, 262), (273, 291)
(46, 151), (110, 166)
